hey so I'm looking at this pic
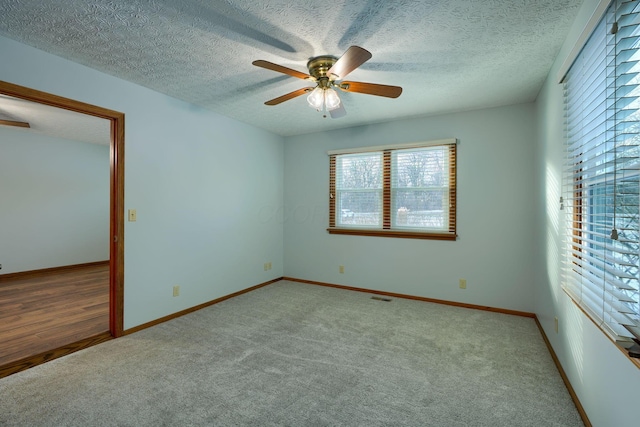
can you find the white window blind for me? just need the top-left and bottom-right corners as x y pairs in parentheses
(563, 0), (640, 357)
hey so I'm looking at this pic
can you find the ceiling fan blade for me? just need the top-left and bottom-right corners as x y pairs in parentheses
(339, 81), (402, 98)
(264, 87), (312, 106)
(252, 60), (311, 80)
(327, 46), (372, 80)
(0, 119), (30, 128)
(329, 103), (346, 119)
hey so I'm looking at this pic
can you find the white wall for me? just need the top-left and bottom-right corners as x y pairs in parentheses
(0, 128), (109, 274)
(284, 103), (537, 313)
(0, 35), (284, 329)
(535, 0), (640, 425)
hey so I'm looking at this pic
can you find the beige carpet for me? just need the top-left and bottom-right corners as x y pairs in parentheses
(0, 280), (583, 426)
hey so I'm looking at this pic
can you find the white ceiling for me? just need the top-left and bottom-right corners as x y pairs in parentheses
(0, 0), (583, 137)
(0, 94), (111, 146)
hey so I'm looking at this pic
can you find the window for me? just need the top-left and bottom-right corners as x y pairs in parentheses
(562, 0), (640, 358)
(328, 139), (457, 240)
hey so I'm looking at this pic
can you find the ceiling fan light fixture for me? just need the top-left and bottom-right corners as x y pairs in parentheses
(307, 87), (341, 112)
(324, 88), (341, 111)
(307, 87), (324, 110)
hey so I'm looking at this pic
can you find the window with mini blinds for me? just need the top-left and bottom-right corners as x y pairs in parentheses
(563, 0), (640, 359)
(328, 139), (457, 240)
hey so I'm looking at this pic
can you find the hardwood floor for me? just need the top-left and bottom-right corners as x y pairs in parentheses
(0, 263), (110, 368)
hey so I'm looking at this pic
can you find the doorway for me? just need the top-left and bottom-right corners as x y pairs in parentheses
(0, 80), (124, 378)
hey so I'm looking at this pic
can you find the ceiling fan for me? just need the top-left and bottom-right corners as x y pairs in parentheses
(252, 46), (402, 118)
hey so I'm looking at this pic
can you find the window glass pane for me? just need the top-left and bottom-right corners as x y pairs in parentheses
(393, 190), (447, 228)
(588, 178), (640, 313)
(335, 152), (383, 227)
(391, 147), (449, 230)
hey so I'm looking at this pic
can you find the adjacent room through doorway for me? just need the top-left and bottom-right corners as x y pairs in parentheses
(0, 81), (125, 377)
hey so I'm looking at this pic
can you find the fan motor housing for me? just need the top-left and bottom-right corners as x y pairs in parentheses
(307, 56), (338, 83)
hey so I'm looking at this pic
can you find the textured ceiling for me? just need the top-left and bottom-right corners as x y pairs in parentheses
(0, 0), (583, 137)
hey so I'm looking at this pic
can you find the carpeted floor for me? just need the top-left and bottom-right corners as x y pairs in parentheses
(0, 280), (584, 426)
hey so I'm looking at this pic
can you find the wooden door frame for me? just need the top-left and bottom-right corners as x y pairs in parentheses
(0, 80), (124, 337)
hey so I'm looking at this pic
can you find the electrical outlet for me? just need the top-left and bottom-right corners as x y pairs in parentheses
(173, 285), (180, 297)
(459, 279), (467, 289)
(128, 209), (137, 222)
(554, 317), (559, 333)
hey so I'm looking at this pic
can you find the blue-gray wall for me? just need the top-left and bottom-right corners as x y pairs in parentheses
(283, 104), (537, 312)
(0, 35), (285, 329)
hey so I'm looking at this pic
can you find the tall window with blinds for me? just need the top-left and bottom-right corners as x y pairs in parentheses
(563, 0), (640, 358)
(328, 139), (457, 240)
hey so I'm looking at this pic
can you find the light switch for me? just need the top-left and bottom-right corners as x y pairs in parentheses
(128, 209), (137, 222)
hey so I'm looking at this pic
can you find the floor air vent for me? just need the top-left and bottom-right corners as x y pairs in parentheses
(371, 296), (392, 302)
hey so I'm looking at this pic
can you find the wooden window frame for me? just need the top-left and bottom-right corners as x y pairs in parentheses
(328, 140), (457, 240)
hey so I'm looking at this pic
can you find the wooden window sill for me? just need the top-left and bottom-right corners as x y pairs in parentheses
(562, 288), (640, 369)
(327, 228), (457, 241)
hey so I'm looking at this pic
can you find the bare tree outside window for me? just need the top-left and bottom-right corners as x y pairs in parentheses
(336, 153), (382, 226)
(392, 147), (448, 229)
